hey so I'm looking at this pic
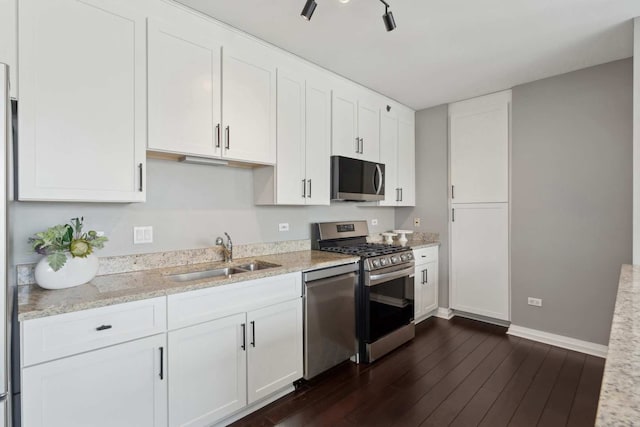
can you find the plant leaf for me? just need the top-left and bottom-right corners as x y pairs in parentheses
(47, 252), (67, 272)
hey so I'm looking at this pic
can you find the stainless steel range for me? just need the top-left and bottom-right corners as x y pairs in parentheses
(313, 220), (415, 363)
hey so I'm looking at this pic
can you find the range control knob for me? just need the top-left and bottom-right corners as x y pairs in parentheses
(380, 257), (388, 266)
(390, 255), (399, 264)
(372, 259), (380, 268)
(400, 254), (408, 262)
(407, 253), (413, 260)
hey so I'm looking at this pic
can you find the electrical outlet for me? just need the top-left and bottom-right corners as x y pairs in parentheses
(133, 226), (153, 244)
(528, 297), (542, 307)
(414, 218), (421, 227)
(371, 219), (378, 226)
(278, 223), (290, 232)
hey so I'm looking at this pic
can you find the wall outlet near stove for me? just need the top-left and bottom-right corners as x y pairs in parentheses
(528, 297), (542, 307)
(133, 226), (153, 244)
(278, 223), (290, 232)
(414, 218), (421, 227)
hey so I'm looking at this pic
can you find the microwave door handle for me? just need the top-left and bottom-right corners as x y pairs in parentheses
(374, 164), (383, 195)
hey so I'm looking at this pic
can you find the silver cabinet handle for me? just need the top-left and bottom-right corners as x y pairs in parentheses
(396, 188), (400, 202)
(359, 137), (364, 154)
(225, 126), (230, 149)
(400, 188), (403, 202)
(215, 123), (221, 148)
(159, 346), (164, 380)
(250, 321), (256, 347)
(452, 208), (455, 222)
(138, 163), (143, 192)
(241, 323), (246, 351)
(302, 179), (306, 198)
(307, 179), (312, 198)
(451, 185), (455, 199)
(355, 137), (360, 153)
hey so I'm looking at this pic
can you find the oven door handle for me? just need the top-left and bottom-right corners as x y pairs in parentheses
(367, 266), (415, 287)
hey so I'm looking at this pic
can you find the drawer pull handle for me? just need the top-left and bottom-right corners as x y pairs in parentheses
(250, 321), (256, 347)
(159, 346), (164, 380)
(96, 325), (112, 331)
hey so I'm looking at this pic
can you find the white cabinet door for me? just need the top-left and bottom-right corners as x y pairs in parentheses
(247, 299), (303, 404)
(0, 0), (16, 98)
(276, 68), (306, 205)
(397, 116), (416, 206)
(422, 260), (438, 314)
(222, 44), (276, 164)
(451, 203), (509, 321)
(305, 77), (331, 205)
(379, 111), (398, 206)
(168, 313), (247, 427)
(332, 90), (359, 158)
(22, 334), (167, 427)
(147, 18), (222, 158)
(18, 0), (146, 202)
(357, 101), (380, 163)
(450, 91), (510, 203)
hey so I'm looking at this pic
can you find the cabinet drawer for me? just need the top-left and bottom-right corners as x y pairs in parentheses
(22, 297), (167, 367)
(413, 246), (438, 264)
(168, 272), (302, 330)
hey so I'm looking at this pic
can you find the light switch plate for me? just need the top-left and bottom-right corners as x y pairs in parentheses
(134, 226), (153, 244)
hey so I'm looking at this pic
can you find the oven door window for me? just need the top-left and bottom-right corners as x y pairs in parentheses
(364, 275), (414, 343)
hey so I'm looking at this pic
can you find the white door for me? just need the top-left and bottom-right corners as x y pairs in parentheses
(18, 0), (146, 202)
(379, 111), (398, 206)
(168, 313), (247, 427)
(247, 299), (303, 404)
(449, 91), (510, 203)
(222, 44), (276, 164)
(422, 260), (438, 314)
(397, 116), (416, 206)
(331, 90), (359, 158)
(357, 101), (380, 163)
(147, 18), (222, 157)
(22, 334), (167, 427)
(305, 77), (331, 205)
(276, 68), (306, 205)
(451, 203), (509, 320)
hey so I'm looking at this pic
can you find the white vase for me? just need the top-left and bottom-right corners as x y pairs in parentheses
(34, 253), (99, 290)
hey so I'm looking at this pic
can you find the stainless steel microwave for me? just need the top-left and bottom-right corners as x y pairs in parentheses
(331, 156), (385, 201)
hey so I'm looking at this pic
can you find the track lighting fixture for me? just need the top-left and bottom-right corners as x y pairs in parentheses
(300, 0), (317, 21)
(380, 0), (396, 32)
(300, 0), (397, 31)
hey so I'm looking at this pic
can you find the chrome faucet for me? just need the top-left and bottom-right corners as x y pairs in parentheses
(216, 232), (233, 262)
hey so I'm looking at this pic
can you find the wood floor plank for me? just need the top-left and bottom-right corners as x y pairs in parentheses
(566, 355), (606, 427)
(477, 342), (551, 427)
(346, 329), (495, 425)
(449, 339), (535, 427)
(420, 336), (522, 426)
(536, 350), (586, 427)
(506, 347), (567, 426)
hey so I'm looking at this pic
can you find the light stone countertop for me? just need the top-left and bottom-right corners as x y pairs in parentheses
(407, 237), (441, 250)
(18, 250), (359, 321)
(596, 264), (640, 426)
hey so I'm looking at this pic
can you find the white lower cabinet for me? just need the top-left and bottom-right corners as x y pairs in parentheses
(22, 334), (167, 427)
(168, 313), (247, 427)
(413, 247), (439, 322)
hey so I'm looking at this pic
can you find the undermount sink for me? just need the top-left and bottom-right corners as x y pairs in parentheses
(168, 261), (281, 282)
(233, 261), (281, 271)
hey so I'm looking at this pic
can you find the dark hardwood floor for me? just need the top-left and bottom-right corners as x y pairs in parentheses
(231, 317), (605, 427)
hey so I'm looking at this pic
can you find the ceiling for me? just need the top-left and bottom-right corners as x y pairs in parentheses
(177, 0), (640, 110)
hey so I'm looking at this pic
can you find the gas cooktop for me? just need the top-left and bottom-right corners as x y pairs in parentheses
(320, 243), (410, 258)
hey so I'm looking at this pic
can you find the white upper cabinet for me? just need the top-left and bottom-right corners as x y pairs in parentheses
(18, 0), (147, 202)
(379, 111), (399, 206)
(0, 0), (17, 98)
(449, 90), (511, 203)
(379, 107), (415, 206)
(331, 89), (381, 163)
(357, 99), (381, 163)
(254, 68), (331, 205)
(147, 17), (222, 158)
(304, 76), (332, 205)
(397, 114), (416, 206)
(222, 43), (277, 164)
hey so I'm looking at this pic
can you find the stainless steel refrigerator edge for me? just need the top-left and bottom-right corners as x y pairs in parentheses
(0, 63), (11, 427)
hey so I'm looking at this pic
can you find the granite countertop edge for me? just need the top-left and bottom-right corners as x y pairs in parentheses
(18, 251), (360, 322)
(595, 264), (640, 426)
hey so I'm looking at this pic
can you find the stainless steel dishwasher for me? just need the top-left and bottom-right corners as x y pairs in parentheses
(303, 262), (359, 380)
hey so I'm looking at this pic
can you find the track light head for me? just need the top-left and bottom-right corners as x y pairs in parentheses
(301, 0), (317, 21)
(381, 1), (396, 32)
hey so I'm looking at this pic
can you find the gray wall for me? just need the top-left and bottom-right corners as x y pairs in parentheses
(511, 58), (633, 345)
(10, 159), (395, 266)
(396, 105), (450, 306)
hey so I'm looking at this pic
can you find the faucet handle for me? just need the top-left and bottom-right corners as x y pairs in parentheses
(215, 237), (224, 246)
(224, 232), (232, 243)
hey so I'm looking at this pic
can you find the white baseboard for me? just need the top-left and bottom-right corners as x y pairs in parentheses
(435, 307), (453, 320)
(507, 325), (608, 358)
